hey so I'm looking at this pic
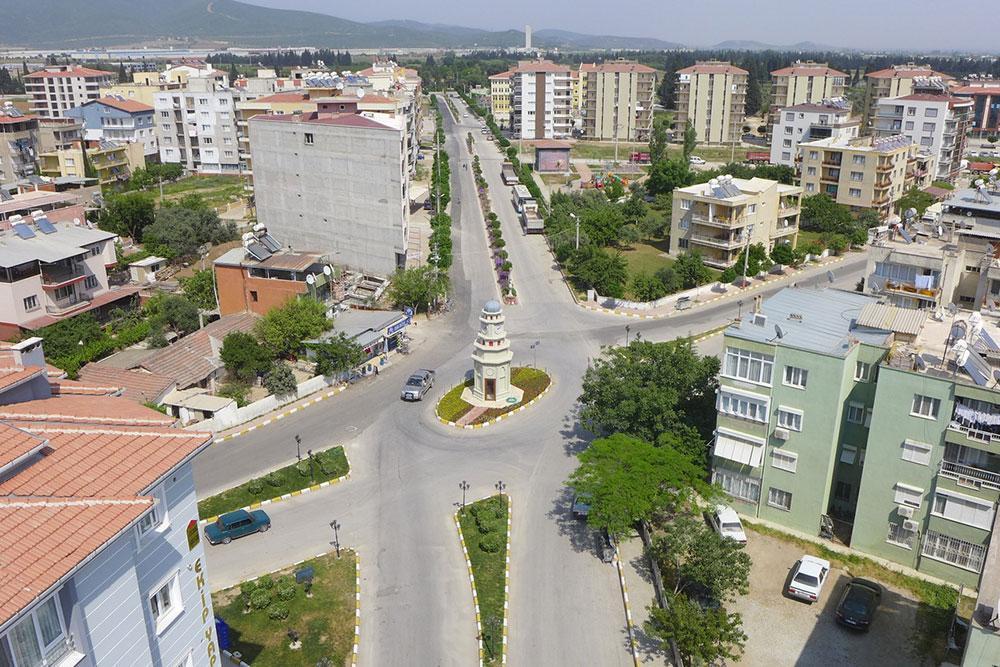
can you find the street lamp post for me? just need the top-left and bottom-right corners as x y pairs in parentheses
(530, 340), (540, 368)
(570, 212), (580, 250)
(495, 480), (506, 496)
(295, 434), (301, 461)
(625, 324), (631, 346)
(329, 520), (341, 558)
(741, 224), (754, 287)
(459, 480), (470, 508)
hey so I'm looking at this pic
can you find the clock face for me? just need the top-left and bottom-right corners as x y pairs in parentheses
(485, 368), (496, 378)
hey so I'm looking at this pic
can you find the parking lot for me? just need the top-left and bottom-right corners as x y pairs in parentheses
(733, 530), (922, 666)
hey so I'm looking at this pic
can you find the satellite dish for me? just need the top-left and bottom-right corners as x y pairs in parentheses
(323, 265), (332, 276)
(774, 324), (785, 339)
(904, 207), (917, 220)
(306, 274), (315, 285)
(914, 355), (927, 370)
(72, 218), (80, 226)
(356, 88), (365, 99)
(976, 179), (985, 187)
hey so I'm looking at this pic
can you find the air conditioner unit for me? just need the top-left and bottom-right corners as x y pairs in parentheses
(898, 506), (915, 519)
(903, 519), (920, 532)
(774, 428), (790, 441)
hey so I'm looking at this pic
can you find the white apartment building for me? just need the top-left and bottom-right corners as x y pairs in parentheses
(674, 61), (748, 144)
(154, 77), (243, 174)
(511, 60), (574, 140)
(250, 108), (409, 276)
(874, 94), (974, 184)
(23, 66), (114, 118)
(770, 99), (859, 167)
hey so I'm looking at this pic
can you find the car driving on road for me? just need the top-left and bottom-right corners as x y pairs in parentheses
(205, 509), (270, 545)
(835, 578), (882, 630)
(786, 555), (830, 603)
(400, 369), (435, 401)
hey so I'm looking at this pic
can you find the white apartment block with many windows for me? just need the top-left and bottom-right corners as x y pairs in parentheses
(154, 77), (244, 174)
(873, 94), (973, 184)
(511, 60), (573, 140)
(23, 66), (114, 118)
(769, 100), (859, 167)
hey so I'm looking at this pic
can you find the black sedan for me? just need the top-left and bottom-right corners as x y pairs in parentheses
(835, 578), (882, 630)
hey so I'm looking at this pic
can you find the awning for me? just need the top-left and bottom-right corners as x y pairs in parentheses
(713, 429), (765, 467)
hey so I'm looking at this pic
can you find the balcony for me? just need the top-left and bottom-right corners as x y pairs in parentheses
(40, 263), (85, 288)
(689, 233), (742, 249)
(883, 279), (939, 301)
(770, 224), (798, 238)
(45, 293), (92, 316)
(778, 204), (800, 217)
(939, 460), (1000, 492)
(689, 213), (741, 228)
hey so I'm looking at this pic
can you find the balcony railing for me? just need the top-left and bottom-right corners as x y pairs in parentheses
(40, 264), (85, 287)
(689, 233), (742, 249)
(689, 213), (741, 228)
(939, 460), (1000, 491)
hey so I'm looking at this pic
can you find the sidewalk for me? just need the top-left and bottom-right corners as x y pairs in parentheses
(617, 536), (670, 665)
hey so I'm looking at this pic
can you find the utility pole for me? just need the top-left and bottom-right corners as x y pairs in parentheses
(571, 213), (579, 250)
(459, 480), (470, 507)
(742, 224), (754, 286)
(435, 123), (441, 216)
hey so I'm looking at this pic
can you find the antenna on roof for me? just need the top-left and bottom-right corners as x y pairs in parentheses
(770, 324), (785, 342)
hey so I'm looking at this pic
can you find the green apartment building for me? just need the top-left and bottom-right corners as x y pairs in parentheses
(713, 287), (1000, 589)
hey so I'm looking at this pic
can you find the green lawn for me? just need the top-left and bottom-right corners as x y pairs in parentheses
(156, 174), (244, 209)
(211, 551), (356, 666)
(570, 141), (648, 161)
(619, 238), (673, 276)
(473, 367), (551, 424)
(197, 447), (349, 519)
(437, 378), (475, 422)
(458, 495), (509, 666)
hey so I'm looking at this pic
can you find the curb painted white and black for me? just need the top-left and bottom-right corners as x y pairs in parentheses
(613, 547), (641, 667)
(216, 385), (348, 442)
(436, 376), (553, 430)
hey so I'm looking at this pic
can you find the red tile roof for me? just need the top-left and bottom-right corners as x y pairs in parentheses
(954, 86), (1000, 95)
(0, 366), (46, 393)
(489, 70), (514, 80)
(252, 92), (311, 104)
(94, 96), (153, 113)
(969, 161), (998, 172)
(25, 66), (113, 80)
(515, 60), (572, 74)
(771, 64), (848, 77)
(533, 139), (572, 150)
(0, 112), (36, 126)
(0, 422), (47, 469)
(23, 286), (140, 330)
(590, 62), (657, 74)
(76, 365), (176, 404)
(677, 63), (748, 76)
(866, 66), (946, 80)
(140, 313), (258, 389)
(48, 378), (120, 397)
(0, 395), (175, 427)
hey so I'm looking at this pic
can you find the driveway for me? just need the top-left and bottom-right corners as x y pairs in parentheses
(733, 532), (920, 666)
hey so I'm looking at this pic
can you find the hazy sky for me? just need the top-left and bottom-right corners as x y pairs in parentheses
(243, 0), (988, 52)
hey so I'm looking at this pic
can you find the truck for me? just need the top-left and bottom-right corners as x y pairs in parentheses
(501, 162), (519, 185)
(512, 185), (543, 234)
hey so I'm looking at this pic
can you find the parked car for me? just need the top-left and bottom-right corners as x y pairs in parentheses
(689, 155), (706, 165)
(786, 555), (831, 603)
(707, 504), (747, 543)
(571, 492), (592, 518)
(400, 369), (435, 401)
(417, 153), (425, 160)
(835, 578), (882, 630)
(205, 509), (270, 545)
(423, 199), (434, 211)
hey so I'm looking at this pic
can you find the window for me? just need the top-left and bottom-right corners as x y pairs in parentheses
(904, 121), (914, 130)
(223, 137), (233, 145)
(840, 444), (858, 465)
(748, 204), (757, 214)
(854, 361), (871, 382)
(3, 595), (68, 667)
(723, 347), (774, 385)
(932, 491), (995, 530)
(784, 126), (793, 135)
(250, 290), (258, 302)
(198, 97), (208, 105)
(137, 486), (167, 536)
(849, 171), (863, 181)
(806, 166), (817, 176)
(834, 481), (852, 501)
(53, 285), (74, 301)
(894, 482), (923, 508)
(713, 469), (760, 502)
(304, 133), (315, 145)
(925, 108), (938, 117)
(808, 150), (819, 160)
(887, 522), (916, 549)
(777, 407), (803, 431)
(805, 183), (815, 193)
(781, 151), (791, 161)
(849, 188), (862, 198)
(160, 111), (169, 118)
(717, 389), (769, 423)
(83, 275), (98, 290)
(922, 531), (985, 572)
(90, 245), (101, 256)
(678, 238), (689, 249)
(846, 403), (865, 424)
(202, 137), (213, 144)
(911, 394), (940, 419)
(767, 487), (792, 511)
(922, 122), (936, 132)
(224, 150), (234, 158)
(149, 573), (182, 633)
(785, 112), (794, 121)
(920, 136), (933, 146)
(783, 366), (808, 388)
(901, 439), (932, 465)
(906, 107), (916, 116)
(22, 295), (38, 311)
(782, 139), (792, 148)
(771, 449), (798, 472)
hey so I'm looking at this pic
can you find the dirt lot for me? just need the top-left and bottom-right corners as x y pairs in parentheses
(733, 531), (923, 666)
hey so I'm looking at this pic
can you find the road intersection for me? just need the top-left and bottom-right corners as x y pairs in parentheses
(193, 96), (867, 665)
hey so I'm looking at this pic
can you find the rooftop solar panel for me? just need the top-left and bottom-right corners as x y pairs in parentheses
(246, 242), (272, 261)
(35, 217), (57, 234)
(260, 234), (282, 252)
(12, 223), (35, 239)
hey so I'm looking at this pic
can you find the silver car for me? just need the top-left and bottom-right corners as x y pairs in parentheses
(401, 369), (435, 401)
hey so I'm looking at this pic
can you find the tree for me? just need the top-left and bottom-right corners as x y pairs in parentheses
(79, 140), (97, 179)
(800, 194), (855, 234)
(263, 363), (297, 397)
(568, 434), (708, 539)
(622, 194), (648, 226)
(142, 203), (237, 258)
(733, 243), (773, 277)
(146, 294), (200, 335)
(579, 338), (720, 446)
(220, 331), (272, 384)
(386, 266), (449, 312)
(896, 187), (936, 217)
(857, 209), (881, 228)
(618, 223), (642, 248)
(117, 61), (127, 82)
(99, 192), (156, 241)
(647, 158), (693, 196)
(255, 297), (331, 358)
(770, 242), (795, 266)
(646, 593), (747, 666)
(682, 120), (697, 160)
(988, 134), (999, 145)
(228, 62), (239, 86)
(310, 332), (366, 377)
(746, 76), (763, 117)
(630, 271), (667, 301)
(649, 115), (669, 165)
(603, 177), (625, 202)
(178, 270), (217, 311)
(652, 512), (751, 602)
(36, 313), (104, 360)
(672, 252), (712, 289)
(571, 248), (628, 298)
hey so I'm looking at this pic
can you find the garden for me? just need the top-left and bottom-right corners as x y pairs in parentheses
(212, 551), (357, 667)
(436, 367), (550, 425)
(457, 494), (509, 666)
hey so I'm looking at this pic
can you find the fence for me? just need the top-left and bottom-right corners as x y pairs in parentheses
(638, 520), (683, 667)
(184, 373), (338, 432)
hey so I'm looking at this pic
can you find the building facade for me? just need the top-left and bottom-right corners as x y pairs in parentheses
(38, 140), (137, 187)
(581, 61), (656, 142)
(250, 110), (409, 277)
(36, 118), (82, 153)
(488, 69), (514, 129)
(510, 60), (573, 140)
(771, 62), (849, 109)
(874, 94), (973, 184)
(100, 78), (185, 107)
(769, 100), (858, 167)
(23, 66), (115, 118)
(153, 77), (242, 174)
(797, 135), (935, 219)
(674, 61), (748, 144)
(65, 96), (157, 158)
(953, 82), (1000, 138)
(670, 175), (802, 268)
(863, 64), (949, 129)
(0, 106), (38, 184)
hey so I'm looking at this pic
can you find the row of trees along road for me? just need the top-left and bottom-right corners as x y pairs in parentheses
(568, 338), (751, 665)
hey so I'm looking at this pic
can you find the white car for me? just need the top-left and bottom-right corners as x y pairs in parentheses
(787, 555), (831, 603)
(708, 505), (747, 543)
(689, 155), (706, 165)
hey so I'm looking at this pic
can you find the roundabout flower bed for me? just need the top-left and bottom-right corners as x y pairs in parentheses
(435, 367), (551, 425)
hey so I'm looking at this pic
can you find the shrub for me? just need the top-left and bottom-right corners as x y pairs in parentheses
(296, 462), (311, 477)
(249, 589), (272, 610)
(277, 585), (296, 602)
(476, 516), (497, 533)
(257, 575), (275, 589)
(479, 533), (504, 553)
(247, 478), (265, 495)
(264, 471), (283, 487)
(263, 362), (297, 397)
(240, 581), (257, 598)
(267, 604), (289, 620)
(720, 266), (738, 283)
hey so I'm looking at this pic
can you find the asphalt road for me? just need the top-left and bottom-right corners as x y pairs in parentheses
(193, 95), (867, 666)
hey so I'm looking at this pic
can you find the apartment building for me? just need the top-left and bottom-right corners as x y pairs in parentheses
(942, 182), (1000, 309)
(0, 341), (220, 667)
(674, 61), (748, 144)
(771, 62), (849, 109)
(36, 117), (82, 153)
(488, 69), (514, 129)
(0, 213), (138, 338)
(356, 61), (422, 96)
(863, 63), (950, 128)
(874, 94), (973, 183)
(953, 80), (1000, 138)
(797, 135), (935, 219)
(769, 99), (859, 167)
(961, 526), (1000, 666)
(670, 174), (802, 268)
(65, 95), (157, 158)
(0, 106), (38, 183)
(510, 60), (573, 140)
(38, 139), (139, 186)
(863, 223), (963, 311)
(153, 77), (243, 174)
(249, 108), (409, 276)
(581, 61), (656, 142)
(23, 66), (114, 118)
(713, 287), (1000, 588)
(101, 76), (185, 107)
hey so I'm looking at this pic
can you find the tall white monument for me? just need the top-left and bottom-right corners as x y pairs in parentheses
(525, 24), (532, 50)
(464, 299), (523, 407)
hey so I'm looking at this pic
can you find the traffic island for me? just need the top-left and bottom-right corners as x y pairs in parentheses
(213, 550), (358, 667)
(435, 367), (551, 428)
(456, 494), (510, 667)
(198, 446), (349, 521)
